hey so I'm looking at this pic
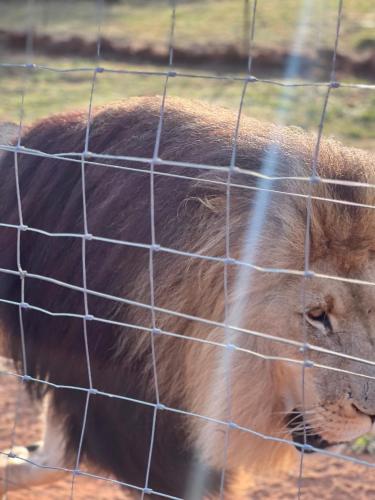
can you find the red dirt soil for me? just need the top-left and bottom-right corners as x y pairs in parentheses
(1, 29), (374, 81)
(1, 357), (374, 499)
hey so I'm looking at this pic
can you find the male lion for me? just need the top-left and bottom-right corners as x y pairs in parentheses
(0, 96), (374, 498)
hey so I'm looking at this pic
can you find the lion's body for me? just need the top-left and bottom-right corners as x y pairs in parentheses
(0, 97), (374, 498)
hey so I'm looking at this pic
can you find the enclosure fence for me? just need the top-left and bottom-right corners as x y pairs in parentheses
(0, 0), (375, 498)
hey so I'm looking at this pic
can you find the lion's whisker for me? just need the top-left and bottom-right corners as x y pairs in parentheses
(280, 429), (321, 437)
(274, 409), (317, 416)
(285, 414), (323, 427)
(287, 422), (324, 431)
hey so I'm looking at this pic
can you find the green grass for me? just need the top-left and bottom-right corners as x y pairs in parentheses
(0, 0), (373, 56)
(352, 435), (375, 455)
(1, 55), (374, 150)
(0, 1), (373, 151)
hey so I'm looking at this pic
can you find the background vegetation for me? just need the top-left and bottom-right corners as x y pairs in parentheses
(0, 0), (374, 150)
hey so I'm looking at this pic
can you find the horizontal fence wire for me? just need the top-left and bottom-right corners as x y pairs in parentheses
(0, 62), (374, 89)
(0, 0), (374, 498)
(2, 142), (375, 191)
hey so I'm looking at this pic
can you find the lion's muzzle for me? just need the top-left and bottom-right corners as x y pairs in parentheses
(286, 410), (344, 453)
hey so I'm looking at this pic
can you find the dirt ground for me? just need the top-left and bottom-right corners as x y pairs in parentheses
(1, 29), (375, 81)
(0, 358), (126, 500)
(0, 357), (375, 500)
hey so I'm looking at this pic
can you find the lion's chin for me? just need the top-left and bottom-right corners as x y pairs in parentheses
(287, 410), (344, 454)
(290, 428), (341, 454)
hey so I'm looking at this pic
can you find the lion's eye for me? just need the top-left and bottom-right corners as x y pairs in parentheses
(306, 308), (332, 332)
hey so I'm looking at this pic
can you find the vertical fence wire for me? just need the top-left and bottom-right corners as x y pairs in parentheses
(142, 1), (177, 498)
(69, 1), (104, 497)
(219, 1), (258, 497)
(297, 1), (344, 498)
(2, 0), (35, 497)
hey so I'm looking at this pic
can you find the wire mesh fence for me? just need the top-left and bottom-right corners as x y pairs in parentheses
(0, 0), (374, 498)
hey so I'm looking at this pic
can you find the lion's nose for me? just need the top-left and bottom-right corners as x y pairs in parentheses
(351, 403), (375, 423)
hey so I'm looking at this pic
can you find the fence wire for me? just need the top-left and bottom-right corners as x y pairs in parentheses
(0, 0), (374, 498)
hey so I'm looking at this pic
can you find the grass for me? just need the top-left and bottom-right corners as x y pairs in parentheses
(351, 435), (375, 454)
(0, 1), (373, 151)
(1, 55), (374, 151)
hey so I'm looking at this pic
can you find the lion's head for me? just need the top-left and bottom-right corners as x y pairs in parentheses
(141, 101), (375, 480)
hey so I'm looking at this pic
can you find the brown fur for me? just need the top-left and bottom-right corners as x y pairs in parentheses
(0, 96), (375, 498)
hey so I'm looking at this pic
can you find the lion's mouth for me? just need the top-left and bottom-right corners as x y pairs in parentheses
(286, 410), (342, 454)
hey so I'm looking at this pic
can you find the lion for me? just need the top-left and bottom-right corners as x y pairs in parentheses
(0, 96), (374, 498)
